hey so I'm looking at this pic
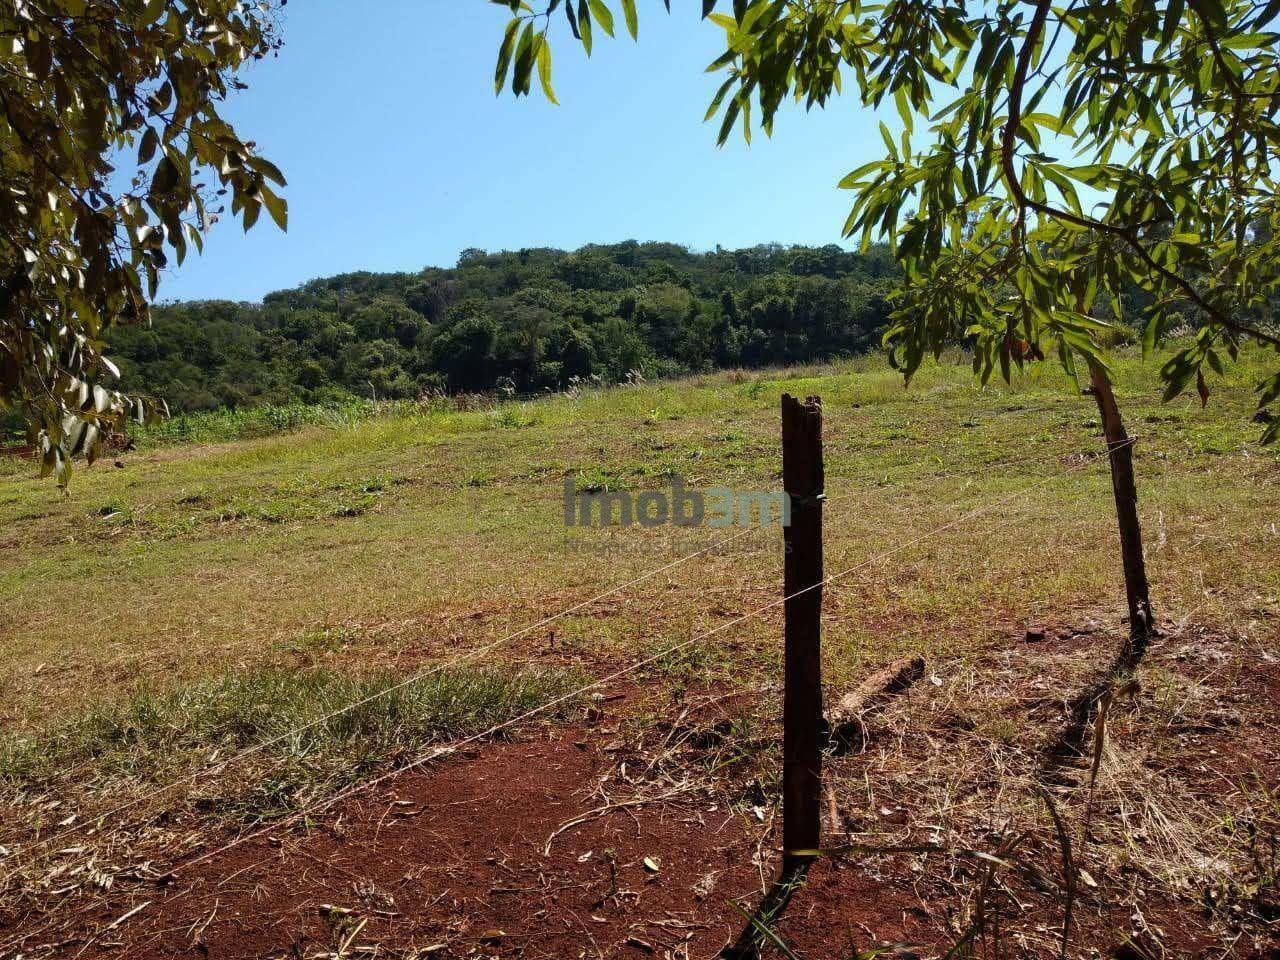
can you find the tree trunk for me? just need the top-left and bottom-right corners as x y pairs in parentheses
(1087, 362), (1154, 669)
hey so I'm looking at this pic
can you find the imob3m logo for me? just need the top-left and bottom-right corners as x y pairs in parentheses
(563, 475), (791, 528)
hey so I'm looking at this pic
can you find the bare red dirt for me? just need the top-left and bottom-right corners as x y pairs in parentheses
(5, 625), (1278, 959)
(7, 725), (928, 960)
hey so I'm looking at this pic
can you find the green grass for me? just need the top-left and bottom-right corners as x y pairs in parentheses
(0, 663), (581, 825)
(2, 344), (1277, 950)
(0, 344), (1276, 731)
(130, 396), (409, 448)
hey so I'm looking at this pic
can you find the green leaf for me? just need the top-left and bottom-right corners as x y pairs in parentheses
(894, 86), (913, 135)
(1197, 0), (1228, 26)
(878, 121), (897, 159)
(1141, 314), (1160, 359)
(838, 160), (885, 189)
(494, 18), (520, 94)
(716, 94), (741, 145)
(536, 35), (558, 104)
(247, 155), (288, 187)
(1161, 0), (1185, 48)
(704, 76), (735, 121)
(512, 22), (536, 95)
(578, 0), (593, 54)
(242, 199), (261, 232)
(260, 183), (288, 232)
(27, 35), (52, 81)
(588, 0), (614, 37)
(150, 156), (179, 195)
(138, 127), (159, 164)
(1219, 32), (1273, 48)
(620, 0), (638, 39)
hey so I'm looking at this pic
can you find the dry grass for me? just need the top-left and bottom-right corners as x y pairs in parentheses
(1, 348), (1275, 728)
(0, 664), (583, 911)
(0, 346), (1278, 955)
(805, 618), (1280, 958)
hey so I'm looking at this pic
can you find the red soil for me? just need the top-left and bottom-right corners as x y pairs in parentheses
(11, 725), (928, 960)
(5, 626), (1278, 959)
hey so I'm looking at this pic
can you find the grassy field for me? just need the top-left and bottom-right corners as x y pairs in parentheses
(1, 348), (1275, 727)
(1, 347), (1277, 956)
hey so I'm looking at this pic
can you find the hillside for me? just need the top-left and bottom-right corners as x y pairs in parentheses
(1, 351), (1277, 957)
(105, 241), (900, 412)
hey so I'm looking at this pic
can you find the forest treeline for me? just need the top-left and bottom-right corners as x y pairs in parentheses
(105, 241), (901, 412)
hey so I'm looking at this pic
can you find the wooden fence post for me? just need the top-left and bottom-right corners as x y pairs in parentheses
(780, 393), (824, 875)
(720, 394), (825, 960)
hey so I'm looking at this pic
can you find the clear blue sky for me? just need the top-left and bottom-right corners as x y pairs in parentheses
(162, 2), (896, 303)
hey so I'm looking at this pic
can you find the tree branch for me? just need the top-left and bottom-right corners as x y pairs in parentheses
(999, 0), (1280, 352)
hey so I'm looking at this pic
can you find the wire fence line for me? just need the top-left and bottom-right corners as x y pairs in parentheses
(167, 436), (1143, 877)
(0, 435), (1138, 956)
(0, 525), (767, 878)
(94, 425), (1117, 639)
(0, 435), (1134, 884)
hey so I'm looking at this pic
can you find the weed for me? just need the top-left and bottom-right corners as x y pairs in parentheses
(494, 404), (539, 430)
(274, 625), (356, 661)
(572, 466), (632, 493)
(639, 635), (740, 687)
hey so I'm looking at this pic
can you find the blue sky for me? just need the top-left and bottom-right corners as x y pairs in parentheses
(162, 1), (897, 303)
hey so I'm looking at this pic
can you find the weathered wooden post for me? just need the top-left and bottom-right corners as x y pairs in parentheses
(721, 394), (824, 960)
(780, 393), (824, 874)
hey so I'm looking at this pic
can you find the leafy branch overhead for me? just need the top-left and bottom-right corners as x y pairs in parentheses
(494, 0), (1280, 441)
(0, 0), (287, 484)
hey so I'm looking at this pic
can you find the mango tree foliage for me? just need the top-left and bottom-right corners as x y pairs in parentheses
(0, 0), (285, 484)
(493, 0), (1280, 441)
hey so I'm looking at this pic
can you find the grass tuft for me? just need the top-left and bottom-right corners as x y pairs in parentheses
(0, 663), (582, 824)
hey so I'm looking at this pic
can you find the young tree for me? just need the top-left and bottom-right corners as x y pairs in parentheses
(492, 0), (1280, 663)
(0, 1), (286, 484)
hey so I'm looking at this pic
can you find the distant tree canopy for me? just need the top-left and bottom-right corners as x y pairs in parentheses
(96, 241), (900, 413)
(493, 0), (1280, 442)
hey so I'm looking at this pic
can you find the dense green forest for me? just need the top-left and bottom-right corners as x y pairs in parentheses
(105, 241), (901, 413)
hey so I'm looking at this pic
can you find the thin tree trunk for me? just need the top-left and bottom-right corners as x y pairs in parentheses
(1086, 362), (1154, 668)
